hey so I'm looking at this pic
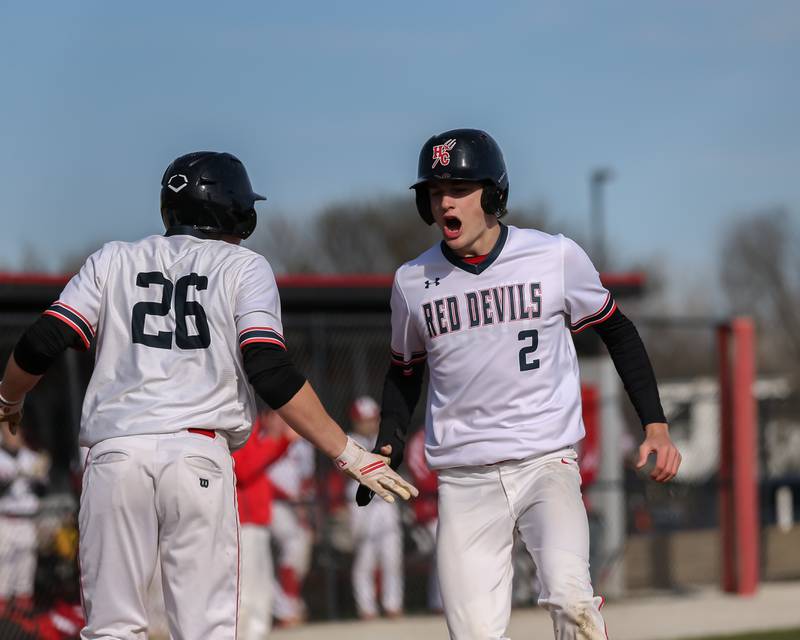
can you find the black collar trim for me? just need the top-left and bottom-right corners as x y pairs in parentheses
(440, 223), (508, 275)
(164, 226), (212, 239)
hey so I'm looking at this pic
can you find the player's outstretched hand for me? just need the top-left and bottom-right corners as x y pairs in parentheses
(636, 422), (681, 482)
(355, 444), (394, 506)
(0, 391), (24, 435)
(336, 437), (418, 504)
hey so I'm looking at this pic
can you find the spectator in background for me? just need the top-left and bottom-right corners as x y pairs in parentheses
(267, 422), (315, 628)
(347, 396), (404, 620)
(234, 409), (291, 640)
(0, 422), (49, 613)
(405, 428), (442, 612)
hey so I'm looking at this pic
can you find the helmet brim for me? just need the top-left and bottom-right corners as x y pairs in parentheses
(410, 176), (484, 190)
(410, 175), (496, 190)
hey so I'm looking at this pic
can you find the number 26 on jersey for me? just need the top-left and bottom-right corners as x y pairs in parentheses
(131, 271), (210, 350)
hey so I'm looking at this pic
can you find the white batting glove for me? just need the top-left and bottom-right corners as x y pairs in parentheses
(335, 436), (419, 504)
(0, 390), (24, 435)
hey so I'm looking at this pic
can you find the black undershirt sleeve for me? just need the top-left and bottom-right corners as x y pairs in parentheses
(374, 361), (425, 469)
(241, 343), (307, 410)
(14, 314), (85, 375)
(355, 360), (425, 506)
(591, 307), (667, 427)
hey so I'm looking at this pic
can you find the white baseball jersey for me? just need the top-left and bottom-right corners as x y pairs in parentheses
(0, 447), (42, 516)
(390, 224), (615, 469)
(267, 439), (315, 501)
(48, 233), (285, 450)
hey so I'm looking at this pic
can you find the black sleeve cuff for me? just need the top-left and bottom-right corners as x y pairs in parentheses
(14, 314), (83, 375)
(242, 343), (306, 410)
(592, 308), (667, 426)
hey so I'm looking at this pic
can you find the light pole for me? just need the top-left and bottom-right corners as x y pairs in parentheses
(590, 168), (614, 272)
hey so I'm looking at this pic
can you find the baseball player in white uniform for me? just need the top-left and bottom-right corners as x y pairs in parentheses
(347, 396), (404, 619)
(0, 423), (49, 612)
(356, 129), (681, 639)
(267, 427), (315, 626)
(0, 151), (417, 640)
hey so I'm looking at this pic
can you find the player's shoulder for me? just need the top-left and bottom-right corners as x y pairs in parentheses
(201, 238), (267, 264)
(149, 234), (272, 267)
(506, 225), (589, 260)
(505, 224), (565, 249)
(83, 238), (131, 260)
(394, 243), (444, 284)
(101, 234), (165, 256)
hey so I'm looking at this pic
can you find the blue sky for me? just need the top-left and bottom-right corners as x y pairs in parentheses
(1, 1), (798, 300)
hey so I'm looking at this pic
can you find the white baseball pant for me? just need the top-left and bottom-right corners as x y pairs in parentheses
(351, 528), (403, 617)
(270, 500), (312, 621)
(79, 431), (240, 640)
(350, 498), (404, 619)
(436, 448), (607, 640)
(422, 519), (443, 611)
(0, 517), (37, 599)
(239, 525), (272, 640)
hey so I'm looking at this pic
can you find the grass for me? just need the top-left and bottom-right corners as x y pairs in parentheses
(676, 630), (800, 640)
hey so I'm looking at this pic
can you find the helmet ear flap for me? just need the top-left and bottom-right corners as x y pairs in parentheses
(415, 187), (434, 225)
(238, 208), (257, 239)
(481, 185), (509, 219)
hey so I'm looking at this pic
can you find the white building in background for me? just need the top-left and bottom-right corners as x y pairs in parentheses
(659, 376), (799, 482)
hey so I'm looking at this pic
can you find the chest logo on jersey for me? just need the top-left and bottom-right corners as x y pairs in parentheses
(421, 282), (542, 338)
(431, 139), (457, 168)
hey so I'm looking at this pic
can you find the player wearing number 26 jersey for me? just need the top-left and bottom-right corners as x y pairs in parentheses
(52, 233), (280, 450)
(0, 151), (417, 640)
(357, 129), (681, 640)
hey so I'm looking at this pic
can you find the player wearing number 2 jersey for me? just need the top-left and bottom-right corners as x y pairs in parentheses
(0, 151), (416, 640)
(357, 129), (681, 640)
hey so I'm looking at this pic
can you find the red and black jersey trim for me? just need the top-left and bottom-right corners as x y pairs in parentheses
(390, 348), (426, 375)
(571, 293), (617, 333)
(43, 301), (94, 349)
(239, 327), (286, 350)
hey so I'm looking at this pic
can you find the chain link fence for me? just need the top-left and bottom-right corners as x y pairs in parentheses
(1, 305), (799, 637)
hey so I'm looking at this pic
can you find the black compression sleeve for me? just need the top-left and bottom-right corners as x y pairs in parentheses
(14, 314), (84, 375)
(241, 343), (306, 410)
(375, 362), (425, 469)
(592, 308), (667, 427)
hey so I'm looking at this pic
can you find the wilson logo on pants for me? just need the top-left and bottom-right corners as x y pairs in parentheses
(199, 478), (209, 488)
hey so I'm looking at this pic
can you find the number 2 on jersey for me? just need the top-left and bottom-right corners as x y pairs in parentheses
(131, 271), (210, 349)
(518, 329), (540, 371)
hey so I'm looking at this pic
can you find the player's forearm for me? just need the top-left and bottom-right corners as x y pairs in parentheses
(376, 364), (424, 467)
(382, 364), (424, 428)
(593, 309), (666, 426)
(0, 354), (42, 402)
(275, 382), (347, 459)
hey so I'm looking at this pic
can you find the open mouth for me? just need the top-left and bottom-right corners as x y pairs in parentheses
(442, 215), (462, 240)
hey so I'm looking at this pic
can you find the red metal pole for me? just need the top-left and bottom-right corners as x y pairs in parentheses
(717, 323), (735, 593)
(731, 317), (759, 594)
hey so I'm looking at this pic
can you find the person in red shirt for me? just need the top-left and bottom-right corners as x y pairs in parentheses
(233, 409), (291, 640)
